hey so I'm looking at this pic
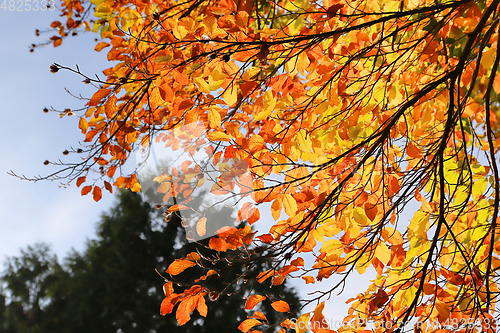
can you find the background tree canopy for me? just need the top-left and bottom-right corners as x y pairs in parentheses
(0, 190), (299, 332)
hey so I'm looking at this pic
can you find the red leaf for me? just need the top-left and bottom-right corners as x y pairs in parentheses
(388, 175), (400, 196)
(76, 176), (86, 187)
(256, 234), (274, 243)
(290, 257), (305, 266)
(104, 181), (113, 193)
(93, 186), (102, 202)
(81, 185), (92, 195)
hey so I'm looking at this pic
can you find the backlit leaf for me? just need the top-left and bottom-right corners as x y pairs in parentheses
(271, 300), (290, 312)
(238, 319), (262, 333)
(166, 259), (197, 275)
(245, 295), (266, 310)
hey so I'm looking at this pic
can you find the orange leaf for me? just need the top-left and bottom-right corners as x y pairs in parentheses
(159, 84), (174, 103)
(160, 295), (178, 315)
(238, 319), (262, 333)
(167, 204), (189, 212)
(166, 259), (197, 275)
(407, 141), (423, 158)
(256, 269), (275, 283)
(53, 37), (62, 47)
(251, 311), (268, 321)
(76, 176), (86, 187)
(93, 186), (102, 202)
(107, 165), (117, 178)
(249, 134), (265, 152)
(78, 118), (89, 133)
(88, 89), (111, 106)
(173, 69), (190, 85)
(196, 295), (208, 317)
(186, 252), (201, 261)
(196, 217), (207, 237)
(114, 176), (127, 188)
(256, 234), (274, 243)
(494, 74), (500, 94)
(290, 257), (305, 266)
(163, 282), (174, 296)
(302, 276), (315, 284)
(209, 237), (229, 251)
(271, 300), (290, 312)
(245, 295), (266, 310)
(176, 296), (196, 326)
(81, 185), (92, 195)
(95, 42), (110, 52)
(388, 175), (400, 196)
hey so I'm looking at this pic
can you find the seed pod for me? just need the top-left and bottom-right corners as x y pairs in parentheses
(209, 291), (220, 301)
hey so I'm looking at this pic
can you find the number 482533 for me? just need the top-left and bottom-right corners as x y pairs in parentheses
(1, 0), (55, 11)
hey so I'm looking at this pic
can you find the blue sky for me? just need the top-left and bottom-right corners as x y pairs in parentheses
(0, 7), (374, 324)
(0, 8), (115, 261)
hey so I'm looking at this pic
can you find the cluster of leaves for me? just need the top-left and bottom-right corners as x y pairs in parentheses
(0, 191), (299, 332)
(17, 0), (500, 331)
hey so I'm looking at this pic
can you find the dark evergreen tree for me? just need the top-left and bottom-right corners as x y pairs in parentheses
(0, 190), (300, 333)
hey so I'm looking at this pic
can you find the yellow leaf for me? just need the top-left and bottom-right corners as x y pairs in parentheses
(352, 207), (369, 226)
(297, 130), (312, 153)
(295, 313), (310, 333)
(283, 194), (297, 217)
(375, 242), (391, 265)
(254, 109), (272, 122)
(481, 47), (496, 70)
(224, 84), (238, 106)
(208, 109), (222, 128)
(131, 182), (141, 193)
(208, 131), (231, 142)
(262, 90), (276, 113)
